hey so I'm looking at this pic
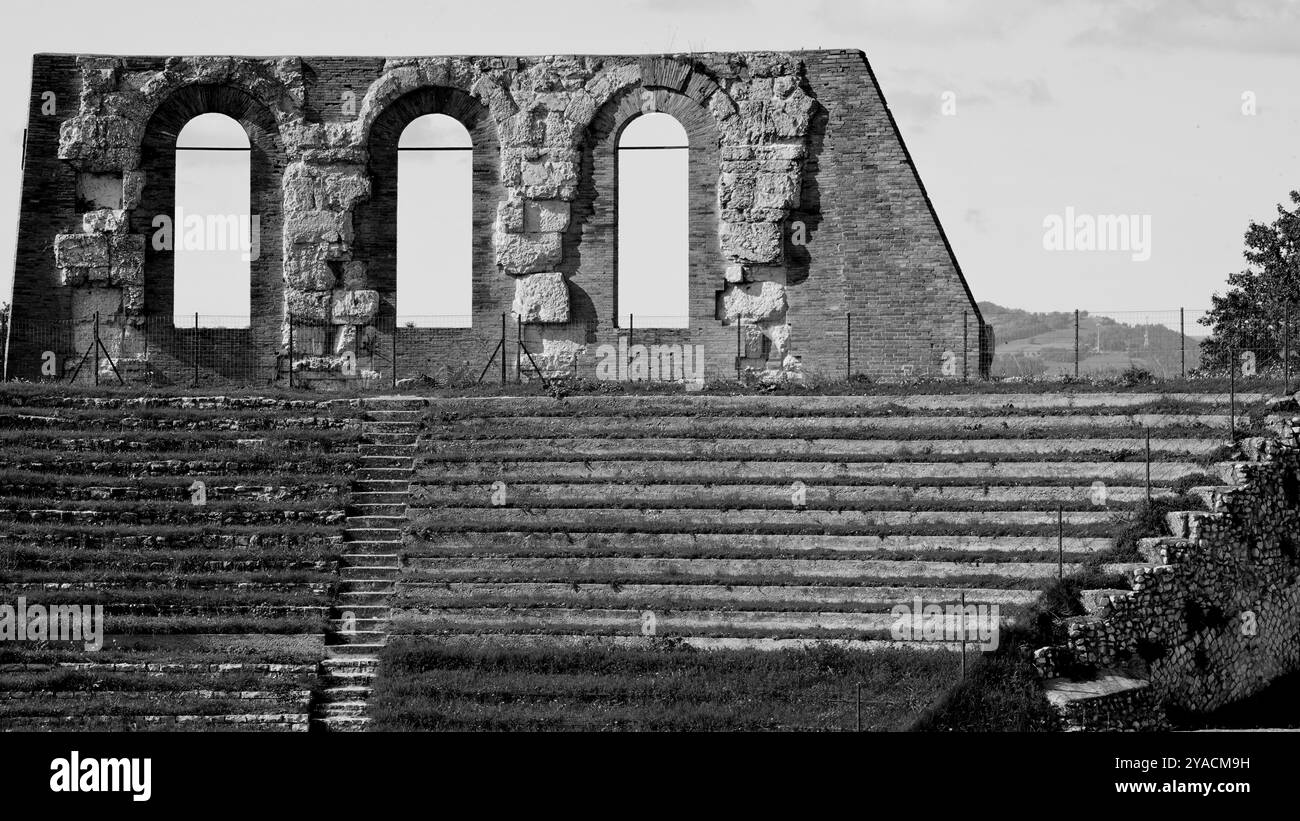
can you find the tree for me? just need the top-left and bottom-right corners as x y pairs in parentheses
(1200, 190), (1300, 372)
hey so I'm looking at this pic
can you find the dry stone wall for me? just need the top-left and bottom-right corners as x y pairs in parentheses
(1035, 427), (1300, 730)
(10, 51), (986, 383)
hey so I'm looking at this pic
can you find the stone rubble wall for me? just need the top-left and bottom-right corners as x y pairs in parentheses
(12, 51), (986, 383)
(1035, 431), (1300, 728)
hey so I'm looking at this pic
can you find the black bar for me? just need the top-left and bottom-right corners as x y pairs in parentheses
(500, 313), (507, 386)
(391, 321), (397, 389)
(92, 312), (99, 387)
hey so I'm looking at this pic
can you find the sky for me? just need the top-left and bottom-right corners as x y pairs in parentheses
(3, 0), (1299, 319)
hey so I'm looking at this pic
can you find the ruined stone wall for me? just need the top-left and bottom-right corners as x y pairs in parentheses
(1035, 433), (1300, 729)
(8, 50), (985, 383)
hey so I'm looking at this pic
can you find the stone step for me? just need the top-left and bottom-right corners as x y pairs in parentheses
(424, 413), (1234, 438)
(403, 556), (1144, 583)
(390, 606), (1011, 636)
(396, 582), (1042, 609)
(339, 578), (397, 592)
(409, 393), (1267, 416)
(391, 632), (971, 653)
(408, 531), (1114, 555)
(323, 644), (386, 658)
(414, 461), (1209, 484)
(347, 503), (406, 516)
(411, 483), (1171, 508)
(316, 685), (373, 703)
(326, 629), (388, 645)
(420, 437), (1224, 461)
(359, 455), (416, 468)
(346, 515), (407, 528)
(345, 528), (403, 541)
(405, 507), (1121, 531)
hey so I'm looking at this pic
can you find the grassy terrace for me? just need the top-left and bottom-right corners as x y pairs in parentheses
(370, 640), (963, 731)
(0, 390), (363, 731)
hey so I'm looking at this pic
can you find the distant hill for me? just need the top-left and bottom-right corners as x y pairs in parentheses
(979, 302), (1203, 378)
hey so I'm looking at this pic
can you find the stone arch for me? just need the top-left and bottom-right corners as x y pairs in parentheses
(135, 82), (287, 380)
(572, 85), (723, 332)
(353, 61), (513, 150)
(353, 85), (500, 327)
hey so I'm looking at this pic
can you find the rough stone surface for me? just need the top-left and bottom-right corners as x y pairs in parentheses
(719, 280), (786, 323)
(512, 271), (569, 323)
(1035, 435), (1300, 730)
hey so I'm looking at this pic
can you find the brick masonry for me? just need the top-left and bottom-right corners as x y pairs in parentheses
(7, 51), (988, 383)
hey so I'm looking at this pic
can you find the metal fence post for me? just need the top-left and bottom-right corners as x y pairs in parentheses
(1145, 426), (1152, 505)
(500, 312), (507, 386)
(1285, 305), (1291, 394)
(846, 311), (851, 380)
(286, 315), (293, 390)
(1180, 307), (1186, 379)
(193, 312), (199, 388)
(1057, 504), (1063, 580)
(93, 312), (100, 387)
(963, 310), (969, 382)
(391, 320), (397, 389)
(736, 318), (742, 380)
(1074, 309), (1080, 378)
(516, 315), (523, 384)
(1230, 346), (1236, 442)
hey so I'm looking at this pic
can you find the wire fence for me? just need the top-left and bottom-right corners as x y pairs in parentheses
(1, 306), (1293, 390)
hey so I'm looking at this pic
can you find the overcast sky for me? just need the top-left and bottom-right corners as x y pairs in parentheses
(3, 0), (1299, 318)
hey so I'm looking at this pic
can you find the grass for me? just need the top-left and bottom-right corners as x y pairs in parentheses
(370, 639), (962, 731)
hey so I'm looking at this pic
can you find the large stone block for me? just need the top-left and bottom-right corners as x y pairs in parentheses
(512, 271), (569, 323)
(285, 210), (352, 246)
(285, 251), (338, 291)
(55, 233), (110, 268)
(720, 221), (783, 264)
(523, 200), (570, 233)
(108, 234), (145, 286)
(718, 280), (787, 323)
(332, 289), (380, 325)
(285, 290), (331, 322)
(496, 197), (524, 234)
(496, 231), (563, 275)
(82, 209), (128, 233)
(519, 157), (578, 200)
(283, 162), (371, 212)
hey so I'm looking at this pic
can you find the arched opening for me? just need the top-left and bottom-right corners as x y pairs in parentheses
(398, 113), (473, 327)
(173, 112), (252, 328)
(617, 112), (689, 329)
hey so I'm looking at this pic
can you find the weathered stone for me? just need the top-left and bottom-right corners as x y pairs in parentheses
(108, 234), (145, 286)
(285, 252), (337, 291)
(523, 200), (570, 233)
(283, 163), (371, 212)
(286, 210), (352, 246)
(285, 290), (331, 322)
(82, 209), (128, 233)
(519, 157), (578, 200)
(121, 171), (146, 210)
(496, 197), (525, 234)
(724, 264), (747, 284)
(55, 233), (110, 268)
(720, 221), (783, 264)
(331, 289), (380, 325)
(512, 271), (569, 323)
(77, 173), (123, 210)
(719, 281), (787, 323)
(340, 260), (368, 289)
(496, 231), (563, 275)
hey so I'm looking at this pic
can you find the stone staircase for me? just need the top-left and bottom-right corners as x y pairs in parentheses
(387, 392), (1264, 652)
(310, 399), (421, 731)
